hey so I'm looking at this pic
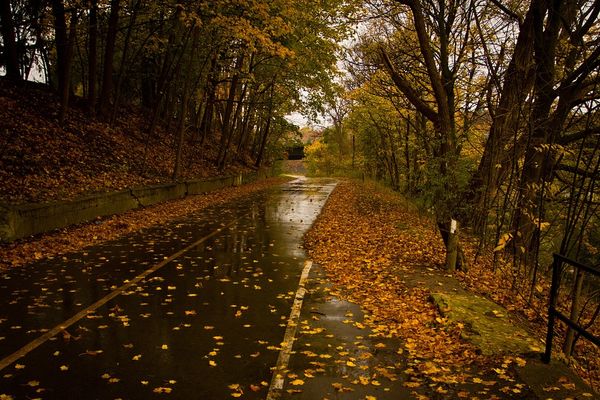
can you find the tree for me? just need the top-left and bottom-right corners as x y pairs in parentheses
(87, 0), (98, 114)
(50, 0), (78, 122)
(98, 0), (120, 118)
(0, 0), (20, 80)
(377, 0), (474, 270)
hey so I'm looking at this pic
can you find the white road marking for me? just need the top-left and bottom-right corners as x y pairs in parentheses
(0, 218), (241, 371)
(267, 259), (313, 399)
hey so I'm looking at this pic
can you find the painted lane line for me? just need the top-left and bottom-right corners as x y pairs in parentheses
(0, 217), (242, 372)
(267, 259), (313, 400)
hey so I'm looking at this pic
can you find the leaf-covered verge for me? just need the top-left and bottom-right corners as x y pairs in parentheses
(0, 79), (252, 204)
(0, 176), (289, 271)
(304, 180), (599, 394)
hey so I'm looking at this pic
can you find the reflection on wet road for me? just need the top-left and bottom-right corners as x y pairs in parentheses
(0, 177), (336, 399)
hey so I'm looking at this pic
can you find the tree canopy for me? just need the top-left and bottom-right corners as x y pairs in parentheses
(0, 0), (355, 174)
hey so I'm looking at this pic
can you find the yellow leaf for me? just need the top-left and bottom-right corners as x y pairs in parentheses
(515, 357), (526, 367)
(494, 233), (513, 252)
(290, 379), (304, 386)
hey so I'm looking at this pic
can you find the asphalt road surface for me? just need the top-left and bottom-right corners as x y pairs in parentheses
(0, 178), (336, 399)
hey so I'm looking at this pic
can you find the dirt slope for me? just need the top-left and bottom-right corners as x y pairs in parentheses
(0, 79), (250, 204)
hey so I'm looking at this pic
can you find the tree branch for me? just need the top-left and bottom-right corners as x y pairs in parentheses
(378, 46), (439, 123)
(397, 0), (451, 127)
(488, 0), (523, 24)
(558, 127), (600, 145)
(555, 163), (600, 179)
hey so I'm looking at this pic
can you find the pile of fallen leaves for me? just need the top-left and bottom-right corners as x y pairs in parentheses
(305, 181), (490, 384)
(0, 177), (288, 270)
(305, 179), (600, 393)
(0, 79), (251, 204)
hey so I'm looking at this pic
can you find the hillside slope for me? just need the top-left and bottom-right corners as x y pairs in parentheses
(0, 79), (251, 205)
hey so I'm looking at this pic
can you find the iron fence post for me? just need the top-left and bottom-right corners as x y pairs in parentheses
(543, 255), (561, 363)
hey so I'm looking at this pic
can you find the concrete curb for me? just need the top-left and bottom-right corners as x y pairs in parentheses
(0, 170), (270, 243)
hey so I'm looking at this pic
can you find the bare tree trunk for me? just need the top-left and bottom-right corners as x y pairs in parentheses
(199, 53), (218, 146)
(0, 0), (20, 80)
(255, 116), (271, 168)
(51, 0), (69, 117)
(87, 0), (98, 115)
(237, 103), (255, 159)
(217, 53), (245, 170)
(352, 133), (356, 168)
(51, 0), (77, 124)
(563, 269), (584, 356)
(98, 0), (120, 118)
(147, 9), (183, 136)
(173, 27), (198, 180)
(511, 0), (574, 267)
(468, 2), (537, 229)
(379, 0), (461, 270)
(404, 115), (411, 192)
(255, 84), (275, 168)
(110, 0), (142, 124)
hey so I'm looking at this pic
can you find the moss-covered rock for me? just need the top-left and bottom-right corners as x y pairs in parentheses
(430, 292), (542, 356)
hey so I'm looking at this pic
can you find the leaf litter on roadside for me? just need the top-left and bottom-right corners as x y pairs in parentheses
(303, 180), (537, 397)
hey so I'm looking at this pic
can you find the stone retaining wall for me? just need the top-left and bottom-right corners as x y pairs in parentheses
(0, 170), (270, 243)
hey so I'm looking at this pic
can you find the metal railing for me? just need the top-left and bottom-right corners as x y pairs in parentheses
(543, 253), (600, 363)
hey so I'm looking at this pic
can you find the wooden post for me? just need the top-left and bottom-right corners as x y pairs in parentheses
(446, 219), (458, 271)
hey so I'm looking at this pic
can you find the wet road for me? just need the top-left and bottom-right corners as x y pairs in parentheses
(0, 178), (336, 399)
